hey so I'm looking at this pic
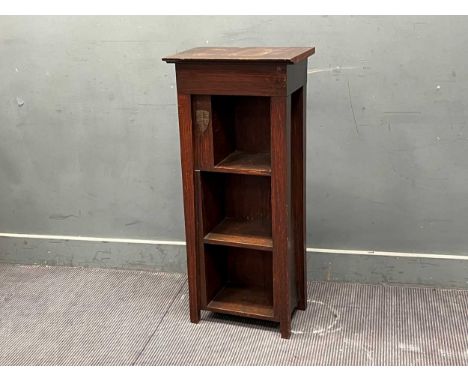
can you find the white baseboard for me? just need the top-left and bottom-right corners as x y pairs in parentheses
(1, 232), (467, 261)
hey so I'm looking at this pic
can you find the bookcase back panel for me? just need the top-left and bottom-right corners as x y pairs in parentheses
(200, 172), (272, 228)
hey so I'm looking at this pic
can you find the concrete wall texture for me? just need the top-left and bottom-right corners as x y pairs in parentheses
(1, 16), (468, 286)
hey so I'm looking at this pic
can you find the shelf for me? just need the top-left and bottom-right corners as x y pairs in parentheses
(204, 218), (272, 251)
(213, 151), (271, 176)
(206, 284), (275, 321)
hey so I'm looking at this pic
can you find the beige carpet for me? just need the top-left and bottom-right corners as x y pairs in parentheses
(0, 264), (467, 366)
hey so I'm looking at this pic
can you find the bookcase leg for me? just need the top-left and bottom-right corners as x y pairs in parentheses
(280, 319), (291, 339)
(271, 95), (293, 340)
(189, 306), (200, 323)
(178, 92), (202, 325)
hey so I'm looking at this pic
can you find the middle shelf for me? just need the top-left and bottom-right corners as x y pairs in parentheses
(204, 217), (272, 251)
(199, 171), (273, 252)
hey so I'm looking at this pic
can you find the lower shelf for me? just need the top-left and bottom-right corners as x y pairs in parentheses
(206, 284), (275, 321)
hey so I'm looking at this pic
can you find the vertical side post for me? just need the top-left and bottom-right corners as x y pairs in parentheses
(177, 93), (201, 323)
(192, 95), (214, 169)
(271, 95), (293, 339)
(291, 86), (307, 310)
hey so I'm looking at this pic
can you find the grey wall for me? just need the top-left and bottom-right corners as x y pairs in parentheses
(2, 16), (468, 283)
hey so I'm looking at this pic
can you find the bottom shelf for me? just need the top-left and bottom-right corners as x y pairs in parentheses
(206, 284), (275, 321)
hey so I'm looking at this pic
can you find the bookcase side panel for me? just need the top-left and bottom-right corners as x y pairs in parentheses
(271, 95), (296, 338)
(291, 84), (307, 310)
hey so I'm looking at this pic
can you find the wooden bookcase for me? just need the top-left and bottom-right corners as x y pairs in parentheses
(163, 47), (315, 338)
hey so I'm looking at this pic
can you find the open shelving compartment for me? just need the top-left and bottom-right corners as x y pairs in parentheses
(194, 95), (271, 176)
(198, 170), (274, 320)
(199, 172), (272, 251)
(203, 244), (274, 320)
(193, 93), (276, 321)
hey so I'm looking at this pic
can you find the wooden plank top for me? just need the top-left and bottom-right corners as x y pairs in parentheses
(162, 47), (315, 64)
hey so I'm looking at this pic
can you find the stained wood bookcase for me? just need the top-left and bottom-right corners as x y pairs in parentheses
(163, 47), (315, 338)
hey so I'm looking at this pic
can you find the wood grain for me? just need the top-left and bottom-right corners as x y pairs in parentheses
(166, 47), (311, 338)
(204, 217), (272, 251)
(177, 93), (201, 322)
(175, 62), (287, 96)
(203, 246), (274, 320)
(192, 95), (214, 169)
(207, 284), (275, 321)
(214, 151), (271, 176)
(163, 47), (315, 64)
(271, 95), (293, 338)
(291, 86), (307, 310)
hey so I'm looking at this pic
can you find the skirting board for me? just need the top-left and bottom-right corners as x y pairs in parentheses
(0, 234), (467, 289)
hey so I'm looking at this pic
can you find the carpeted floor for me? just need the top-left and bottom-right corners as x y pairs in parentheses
(0, 264), (467, 366)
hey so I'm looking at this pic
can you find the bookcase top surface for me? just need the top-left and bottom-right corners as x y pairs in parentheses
(162, 47), (315, 64)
